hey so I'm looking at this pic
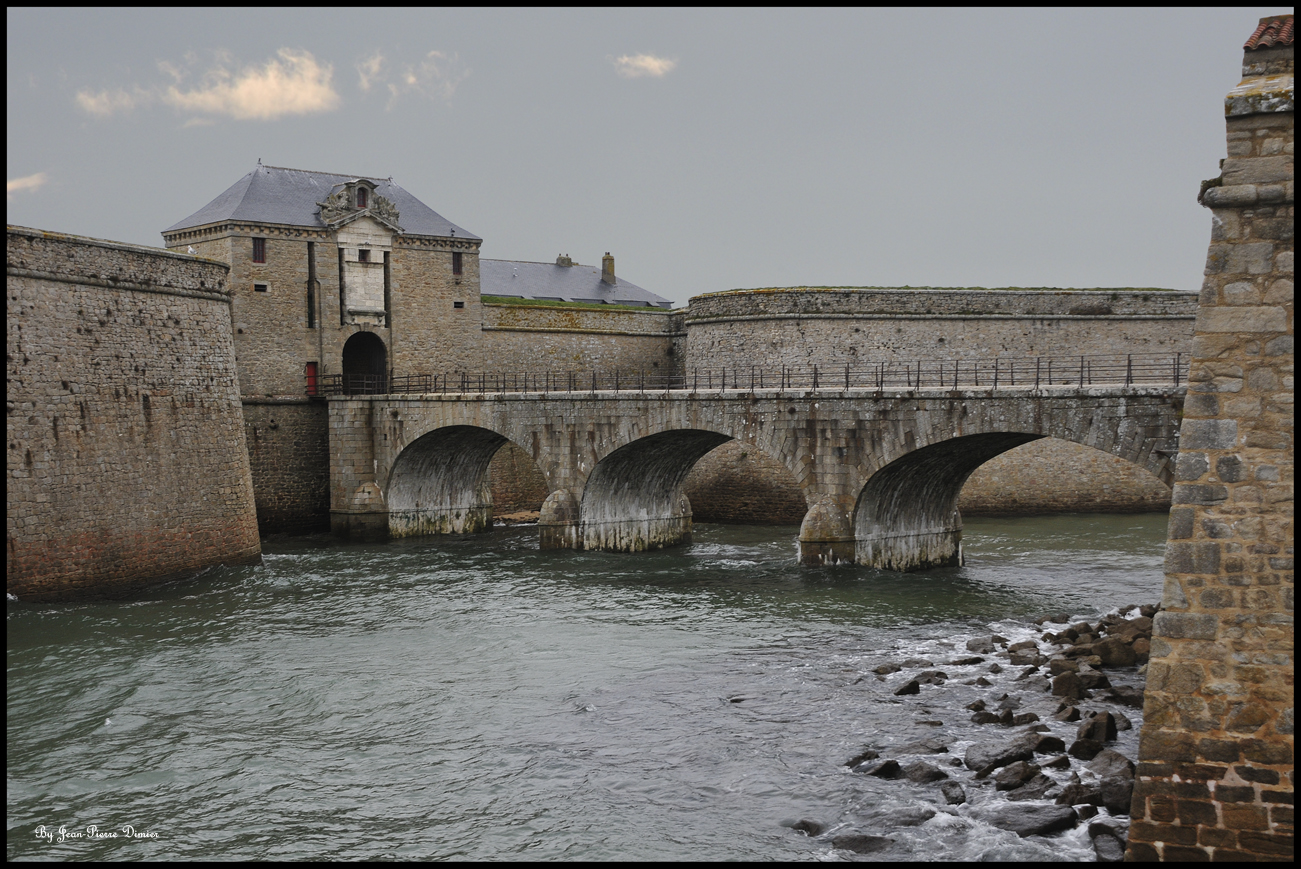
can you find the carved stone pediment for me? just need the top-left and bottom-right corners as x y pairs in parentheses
(317, 183), (402, 231)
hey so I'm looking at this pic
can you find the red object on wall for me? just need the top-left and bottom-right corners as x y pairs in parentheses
(304, 361), (319, 396)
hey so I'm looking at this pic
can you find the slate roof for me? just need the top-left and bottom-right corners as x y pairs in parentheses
(164, 164), (480, 239)
(481, 259), (672, 308)
(1245, 15), (1293, 49)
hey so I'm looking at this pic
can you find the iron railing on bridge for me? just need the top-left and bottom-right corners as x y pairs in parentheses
(314, 352), (1188, 396)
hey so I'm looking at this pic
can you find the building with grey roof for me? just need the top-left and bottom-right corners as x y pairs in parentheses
(481, 254), (671, 308)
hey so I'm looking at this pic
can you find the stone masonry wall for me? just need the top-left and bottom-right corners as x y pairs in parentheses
(242, 399), (330, 535)
(481, 303), (682, 376)
(1128, 27), (1293, 862)
(685, 288), (1196, 372)
(7, 226), (262, 601)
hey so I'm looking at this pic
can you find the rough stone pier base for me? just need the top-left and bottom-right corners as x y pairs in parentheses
(1128, 19), (1293, 862)
(856, 528), (963, 572)
(799, 496), (855, 565)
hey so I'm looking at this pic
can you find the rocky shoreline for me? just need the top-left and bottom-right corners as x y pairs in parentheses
(797, 604), (1159, 861)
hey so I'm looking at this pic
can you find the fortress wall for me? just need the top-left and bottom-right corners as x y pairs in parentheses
(684, 288), (1197, 371)
(6, 226), (261, 601)
(242, 399), (331, 534)
(481, 303), (682, 376)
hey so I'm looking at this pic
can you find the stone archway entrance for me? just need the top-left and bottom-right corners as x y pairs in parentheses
(342, 332), (387, 394)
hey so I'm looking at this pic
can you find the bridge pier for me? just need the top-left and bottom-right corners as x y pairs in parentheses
(538, 489), (581, 550)
(798, 496), (856, 565)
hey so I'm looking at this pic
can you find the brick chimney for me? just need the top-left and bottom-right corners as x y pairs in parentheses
(556, 254), (573, 267)
(601, 252), (615, 285)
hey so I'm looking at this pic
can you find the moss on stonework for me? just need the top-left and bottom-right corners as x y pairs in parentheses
(481, 295), (671, 312)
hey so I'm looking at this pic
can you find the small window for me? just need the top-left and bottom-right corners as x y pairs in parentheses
(252, 237), (266, 263)
(452, 251), (463, 275)
(254, 283), (269, 293)
(357, 187), (368, 209)
(453, 301), (465, 309)
(358, 249), (370, 263)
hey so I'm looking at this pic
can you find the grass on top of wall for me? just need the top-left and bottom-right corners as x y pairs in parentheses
(481, 295), (672, 312)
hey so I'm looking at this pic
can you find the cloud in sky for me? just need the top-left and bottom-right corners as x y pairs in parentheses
(611, 53), (677, 78)
(356, 50), (468, 109)
(76, 48), (340, 121)
(8, 172), (49, 199)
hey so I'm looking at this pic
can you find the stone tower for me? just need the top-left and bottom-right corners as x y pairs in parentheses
(1128, 14), (1293, 861)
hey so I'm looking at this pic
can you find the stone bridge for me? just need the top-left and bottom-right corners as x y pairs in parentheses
(329, 383), (1184, 570)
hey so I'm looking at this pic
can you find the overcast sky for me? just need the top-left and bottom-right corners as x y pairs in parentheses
(6, 7), (1283, 307)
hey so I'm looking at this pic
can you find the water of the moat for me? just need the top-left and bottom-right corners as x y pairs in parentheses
(7, 513), (1167, 861)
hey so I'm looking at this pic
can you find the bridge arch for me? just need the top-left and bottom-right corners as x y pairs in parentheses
(387, 424), (523, 537)
(576, 429), (734, 551)
(851, 416), (1176, 570)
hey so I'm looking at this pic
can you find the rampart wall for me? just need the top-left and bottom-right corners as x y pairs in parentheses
(685, 287), (1197, 370)
(480, 303), (683, 375)
(6, 226), (262, 601)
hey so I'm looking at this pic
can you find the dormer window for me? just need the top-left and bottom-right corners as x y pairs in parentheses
(356, 187), (368, 209)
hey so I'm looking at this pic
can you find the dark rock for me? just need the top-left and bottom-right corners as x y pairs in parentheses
(831, 834), (893, 854)
(903, 761), (949, 783)
(1024, 732), (1064, 753)
(1104, 685), (1145, 708)
(1012, 712), (1041, 726)
(986, 663), (1003, 674)
(791, 819), (824, 836)
(1132, 638), (1151, 662)
(971, 711), (1002, 725)
(1052, 671), (1086, 700)
(900, 657), (932, 668)
(1077, 804), (1099, 820)
(996, 694), (1021, 710)
(898, 736), (953, 754)
(1009, 650), (1045, 666)
(1014, 665), (1040, 680)
(1094, 637), (1138, 667)
(893, 679), (920, 696)
(1053, 704), (1082, 722)
(1043, 753), (1072, 770)
(1078, 712), (1119, 743)
(1113, 711), (1133, 731)
(914, 669), (947, 685)
(949, 656), (985, 665)
(1006, 773), (1060, 802)
(1076, 666), (1111, 691)
(873, 662), (902, 675)
(1048, 658), (1078, 676)
(966, 699), (987, 712)
(994, 760), (1041, 791)
(965, 738), (1033, 774)
(1139, 604), (1158, 618)
(1008, 640), (1038, 653)
(1068, 738), (1105, 760)
(980, 804), (1078, 838)
(877, 806), (936, 827)
(1056, 781), (1104, 806)
(864, 759), (903, 779)
(1088, 748), (1136, 780)
(1089, 822), (1127, 863)
(846, 748), (879, 768)
(940, 780), (966, 805)
(1100, 776), (1135, 815)
(966, 637), (995, 654)
(972, 676), (992, 687)
(1063, 644), (1098, 659)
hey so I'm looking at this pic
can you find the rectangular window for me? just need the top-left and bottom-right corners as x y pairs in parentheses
(452, 251), (463, 275)
(307, 241), (317, 329)
(453, 301), (465, 309)
(357, 187), (368, 209)
(252, 237), (266, 263)
(254, 283), (268, 293)
(358, 249), (370, 263)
